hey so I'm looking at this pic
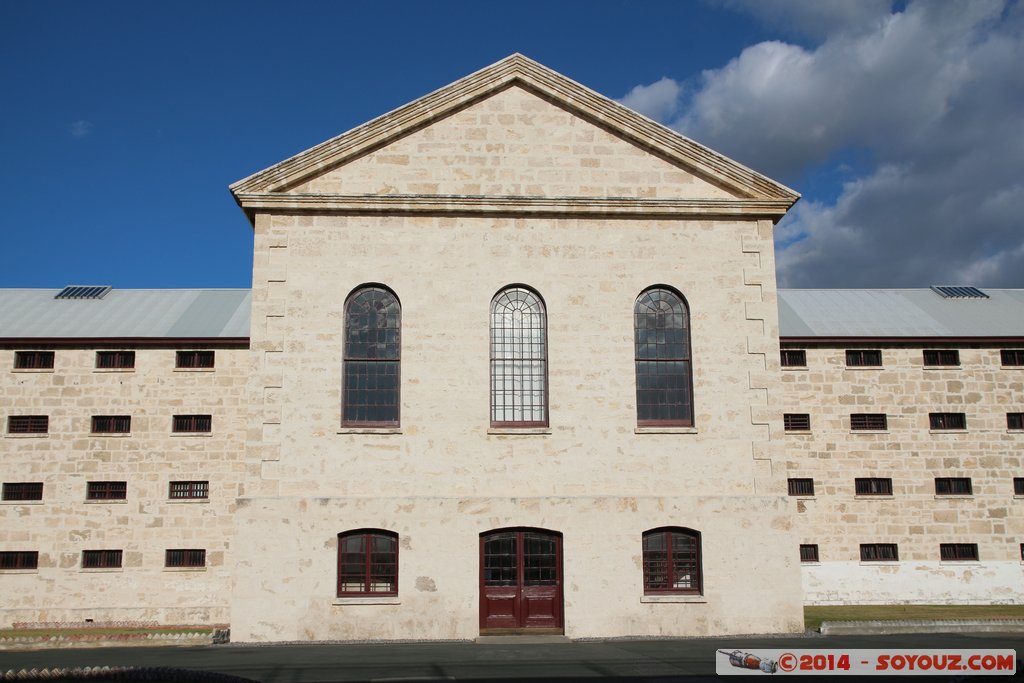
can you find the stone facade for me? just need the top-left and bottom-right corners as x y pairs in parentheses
(781, 343), (1024, 604)
(1, 55), (1021, 640)
(0, 345), (247, 625)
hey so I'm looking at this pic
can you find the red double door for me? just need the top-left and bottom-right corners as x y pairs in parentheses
(479, 529), (563, 633)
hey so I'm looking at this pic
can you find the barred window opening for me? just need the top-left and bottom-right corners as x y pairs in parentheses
(490, 287), (547, 427)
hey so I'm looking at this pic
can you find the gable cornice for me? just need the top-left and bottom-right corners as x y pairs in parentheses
(229, 54), (800, 206)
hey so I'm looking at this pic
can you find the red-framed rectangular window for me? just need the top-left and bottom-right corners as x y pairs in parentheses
(14, 351), (54, 369)
(860, 543), (898, 561)
(86, 481), (127, 500)
(165, 549), (206, 568)
(642, 527), (702, 595)
(2, 482), (43, 501)
(850, 413), (888, 430)
(0, 551), (38, 570)
(169, 480), (209, 499)
(96, 351), (135, 369)
(7, 416), (48, 434)
(91, 415), (131, 434)
(81, 550), (122, 569)
(939, 543), (978, 561)
(172, 415), (212, 433)
(176, 351), (215, 369)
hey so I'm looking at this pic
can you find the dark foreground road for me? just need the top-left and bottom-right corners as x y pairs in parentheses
(0, 632), (1021, 682)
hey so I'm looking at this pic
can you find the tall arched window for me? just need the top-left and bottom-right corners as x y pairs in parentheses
(490, 286), (547, 427)
(343, 286), (400, 427)
(634, 287), (693, 426)
(642, 527), (702, 595)
(337, 529), (398, 596)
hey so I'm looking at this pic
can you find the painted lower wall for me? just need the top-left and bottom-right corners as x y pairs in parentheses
(803, 561), (1024, 605)
(230, 495), (804, 642)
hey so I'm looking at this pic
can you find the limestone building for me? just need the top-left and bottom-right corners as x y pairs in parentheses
(1, 56), (1021, 640)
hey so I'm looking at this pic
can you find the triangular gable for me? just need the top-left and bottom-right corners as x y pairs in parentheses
(230, 54), (798, 216)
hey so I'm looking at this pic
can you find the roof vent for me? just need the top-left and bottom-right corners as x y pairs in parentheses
(930, 286), (988, 299)
(55, 285), (112, 300)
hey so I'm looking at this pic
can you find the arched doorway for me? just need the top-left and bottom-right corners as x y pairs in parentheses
(479, 528), (563, 633)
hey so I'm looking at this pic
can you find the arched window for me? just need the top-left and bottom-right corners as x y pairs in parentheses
(337, 529), (398, 596)
(490, 286), (547, 427)
(634, 287), (693, 426)
(343, 286), (400, 427)
(642, 527), (702, 595)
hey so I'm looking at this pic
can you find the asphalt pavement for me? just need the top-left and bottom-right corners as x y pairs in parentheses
(0, 632), (1021, 682)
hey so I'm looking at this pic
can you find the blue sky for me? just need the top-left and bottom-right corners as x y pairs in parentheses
(2, 0), (1021, 289)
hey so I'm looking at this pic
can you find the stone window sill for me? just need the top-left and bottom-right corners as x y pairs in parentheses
(0, 569), (38, 574)
(3, 434), (48, 439)
(173, 368), (215, 373)
(929, 429), (968, 435)
(850, 430), (889, 435)
(84, 500), (128, 505)
(488, 428), (551, 435)
(1, 500), (43, 505)
(168, 499), (210, 504)
(933, 495), (973, 500)
(170, 432), (214, 438)
(634, 427), (698, 435)
(93, 369), (135, 374)
(640, 595), (706, 603)
(11, 369), (54, 374)
(800, 562), (821, 566)
(781, 367), (808, 372)
(80, 568), (123, 573)
(163, 567), (207, 573)
(845, 366), (883, 370)
(792, 496), (816, 501)
(333, 596), (401, 605)
(89, 433), (131, 438)
(337, 428), (402, 435)
(854, 495), (895, 500)
(859, 561), (899, 566)
(940, 561), (981, 566)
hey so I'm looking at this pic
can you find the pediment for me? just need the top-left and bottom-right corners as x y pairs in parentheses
(231, 54), (798, 219)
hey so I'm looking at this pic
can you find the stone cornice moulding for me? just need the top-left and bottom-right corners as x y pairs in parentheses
(229, 54), (800, 215)
(233, 193), (794, 219)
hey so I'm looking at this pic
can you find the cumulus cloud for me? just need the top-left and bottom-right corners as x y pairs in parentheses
(618, 77), (683, 122)
(69, 120), (94, 138)
(621, 0), (1024, 288)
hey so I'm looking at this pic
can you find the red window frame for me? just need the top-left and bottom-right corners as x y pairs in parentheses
(780, 349), (806, 367)
(0, 551), (38, 570)
(634, 287), (693, 427)
(169, 480), (209, 499)
(175, 350), (215, 369)
(490, 286), (547, 428)
(7, 416), (49, 434)
(934, 477), (972, 495)
(787, 478), (814, 496)
(929, 412), (966, 430)
(2, 482), (43, 501)
(165, 549), (206, 568)
(923, 349), (959, 366)
(96, 351), (135, 369)
(337, 529), (398, 597)
(642, 527), (702, 595)
(799, 544), (819, 563)
(14, 351), (54, 369)
(860, 543), (898, 561)
(81, 549), (122, 569)
(939, 543), (978, 561)
(850, 413), (888, 430)
(86, 481), (127, 500)
(172, 414), (212, 433)
(855, 478), (893, 496)
(1000, 349), (1024, 366)
(846, 349), (882, 367)
(783, 413), (811, 432)
(91, 415), (131, 434)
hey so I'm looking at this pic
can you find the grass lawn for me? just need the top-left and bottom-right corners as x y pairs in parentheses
(805, 605), (1024, 631)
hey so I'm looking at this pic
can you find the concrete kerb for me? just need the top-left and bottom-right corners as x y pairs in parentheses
(819, 619), (1024, 636)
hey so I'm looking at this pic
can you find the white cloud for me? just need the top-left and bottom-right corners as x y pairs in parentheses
(618, 77), (683, 122)
(621, 0), (1024, 287)
(69, 120), (94, 138)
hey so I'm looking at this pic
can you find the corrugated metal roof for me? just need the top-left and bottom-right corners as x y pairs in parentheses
(0, 289), (251, 339)
(1, 287), (1021, 340)
(779, 289), (1024, 338)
